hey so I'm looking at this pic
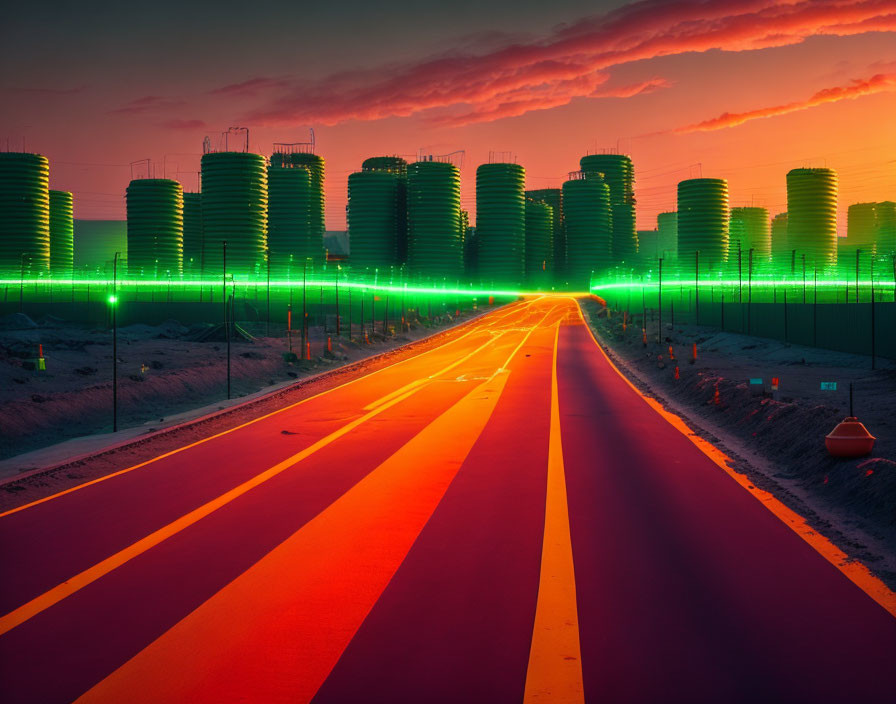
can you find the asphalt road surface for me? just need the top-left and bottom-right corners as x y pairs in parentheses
(1, 296), (894, 703)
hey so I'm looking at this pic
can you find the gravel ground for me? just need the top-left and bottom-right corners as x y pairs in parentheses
(580, 298), (896, 590)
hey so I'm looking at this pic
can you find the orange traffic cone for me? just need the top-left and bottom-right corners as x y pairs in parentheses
(674, 366), (680, 380)
(327, 336), (332, 353)
(713, 382), (720, 405)
(305, 341), (311, 360)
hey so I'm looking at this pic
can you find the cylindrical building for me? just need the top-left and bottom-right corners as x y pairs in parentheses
(476, 162), (526, 287)
(362, 156), (408, 264)
(406, 160), (463, 279)
(200, 152), (268, 276)
(846, 203), (878, 247)
(877, 201), (896, 256)
(126, 178), (183, 277)
(526, 188), (564, 283)
(0, 152), (50, 274)
(786, 168), (838, 269)
(656, 211), (678, 260)
(270, 150), (325, 263)
(729, 206), (771, 260)
(525, 199), (553, 290)
(347, 169), (400, 271)
(771, 212), (789, 263)
(580, 154), (637, 261)
(267, 164), (313, 275)
(562, 173), (612, 289)
(677, 178), (729, 271)
(182, 192), (202, 275)
(49, 190), (74, 275)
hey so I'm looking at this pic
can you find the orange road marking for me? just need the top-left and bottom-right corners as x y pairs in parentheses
(523, 322), (585, 703)
(75, 366), (516, 703)
(574, 300), (896, 619)
(0, 299), (534, 519)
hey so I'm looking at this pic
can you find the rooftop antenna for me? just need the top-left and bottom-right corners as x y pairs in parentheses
(488, 150), (515, 164)
(130, 159), (151, 180)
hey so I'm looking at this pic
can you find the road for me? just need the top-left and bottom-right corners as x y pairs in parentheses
(0, 296), (894, 703)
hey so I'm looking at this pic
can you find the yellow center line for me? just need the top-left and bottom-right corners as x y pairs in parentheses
(0, 317), (530, 638)
(0, 299), (536, 520)
(524, 321), (585, 703)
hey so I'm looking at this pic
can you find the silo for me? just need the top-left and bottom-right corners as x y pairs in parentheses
(406, 160), (463, 279)
(476, 162), (526, 287)
(525, 199), (553, 289)
(876, 201), (896, 256)
(580, 154), (637, 261)
(361, 156), (408, 264)
(526, 188), (564, 281)
(125, 178), (183, 277)
(49, 190), (74, 274)
(200, 152), (268, 276)
(656, 211), (678, 259)
(0, 152), (50, 274)
(771, 212), (789, 262)
(729, 207), (771, 260)
(267, 165), (313, 274)
(677, 178), (729, 270)
(270, 150), (325, 262)
(786, 168), (838, 269)
(846, 203), (878, 247)
(347, 169), (399, 271)
(637, 230), (658, 263)
(182, 192), (202, 275)
(562, 173), (612, 289)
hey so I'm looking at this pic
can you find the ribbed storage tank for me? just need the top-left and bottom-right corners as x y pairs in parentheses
(464, 225), (478, 279)
(846, 203), (878, 247)
(637, 230), (658, 263)
(562, 173), (612, 289)
(126, 178), (183, 277)
(677, 178), (729, 269)
(476, 162), (526, 287)
(656, 211), (678, 259)
(270, 151), (325, 262)
(200, 152), (267, 275)
(49, 190), (74, 274)
(347, 169), (399, 271)
(525, 199), (553, 289)
(877, 201), (896, 256)
(580, 154), (637, 260)
(526, 188), (564, 281)
(362, 156), (408, 264)
(267, 165), (313, 273)
(406, 160), (463, 279)
(771, 212), (789, 261)
(786, 168), (838, 268)
(0, 152), (50, 274)
(729, 207), (771, 260)
(182, 192), (202, 274)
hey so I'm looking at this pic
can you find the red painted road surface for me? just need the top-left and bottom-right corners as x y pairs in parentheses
(0, 297), (894, 703)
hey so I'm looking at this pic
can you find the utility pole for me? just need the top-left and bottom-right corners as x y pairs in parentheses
(657, 257), (663, 343)
(110, 252), (120, 432)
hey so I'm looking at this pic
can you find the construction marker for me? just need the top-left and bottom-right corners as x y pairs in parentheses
(365, 332), (370, 345)
(642, 328), (647, 347)
(668, 345), (675, 360)
(713, 382), (720, 405)
(327, 336), (332, 353)
(771, 376), (779, 392)
(305, 341), (311, 360)
(674, 366), (680, 380)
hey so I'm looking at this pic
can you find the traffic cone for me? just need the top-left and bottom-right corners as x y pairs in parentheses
(305, 341), (311, 360)
(674, 366), (680, 380)
(642, 328), (647, 347)
(327, 336), (332, 353)
(365, 331), (370, 344)
(690, 342), (697, 365)
(713, 382), (720, 405)
(668, 345), (675, 360)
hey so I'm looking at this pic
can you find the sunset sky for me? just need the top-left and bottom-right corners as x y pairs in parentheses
(2, 0), (894, 233)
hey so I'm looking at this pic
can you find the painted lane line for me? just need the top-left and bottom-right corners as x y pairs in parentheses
(523, 322), (585, 703)
(0, 324), (524, 637)
(0, 299), (535, 520)
(74, 372), (514, 703)
(574, 299), (896, 619)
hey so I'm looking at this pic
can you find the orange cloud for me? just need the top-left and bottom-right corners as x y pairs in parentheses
(244, 0), (896, 126)
(674, 73), (896, 133)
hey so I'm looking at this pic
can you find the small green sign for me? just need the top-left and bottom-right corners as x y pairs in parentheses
(820, 381), (837, 390)
(749, 378), (763, 385)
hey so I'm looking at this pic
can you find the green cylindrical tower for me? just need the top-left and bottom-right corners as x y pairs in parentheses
(526, 188), (564, 282)
(361, 156), (408, 264)
(580, 154), (637, 261)
(677, 178), (729, 270)
(476, 162), (526, 287)
(729, 207), (771, 260)
(49, 190), (74, 275)
(876, 201), (896, 256)
(656, 211), (678, 259)
(182, 192), (202, 275)
(267, 165), (313, 274)
(347, 169), (400, 271)
(126, 178), (183, 277)
(0, 152), (50, 275)
(270, 150), (325, 263)
(525, 199), (553, 290)
(406, 160), (463, 279)
(562, 173), (612, 289)
(786, 168), (838, 269)
(846, 203), (878, 247)
(771, 212), (789, 262)
(200, 152), (268, 276)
